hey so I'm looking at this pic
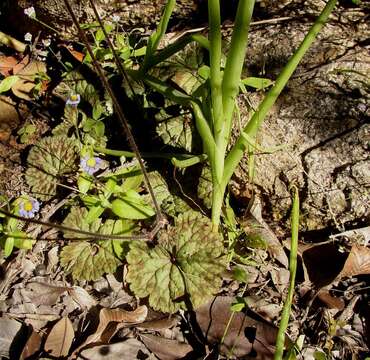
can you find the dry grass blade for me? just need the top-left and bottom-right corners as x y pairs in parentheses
(44, 317), (75, 357)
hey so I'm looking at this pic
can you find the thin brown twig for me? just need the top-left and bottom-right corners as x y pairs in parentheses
(0, 208), (152, 241)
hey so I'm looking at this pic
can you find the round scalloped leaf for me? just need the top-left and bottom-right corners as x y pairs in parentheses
(60, 241), (119, 281)
(60, 207), (122, 280)
(126, 211), (225, 313)
(197, 165), (213, 209)
(156, 114), (194, 152)
(25, 136), (78, 201)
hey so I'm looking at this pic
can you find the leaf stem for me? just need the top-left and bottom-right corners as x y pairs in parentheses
(274, 186), (299, 359)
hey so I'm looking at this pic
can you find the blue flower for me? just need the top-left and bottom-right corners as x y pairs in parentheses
(19, 197), (40, 218)
(66, 94), (81, 107)
(80, 156), (103, 175)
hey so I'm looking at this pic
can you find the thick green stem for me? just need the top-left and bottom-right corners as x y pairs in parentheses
(223, 0), (338, 188)
(208, 0), (223, 141)
(222, 0), (255, 145)
(209, 0), (255, 227)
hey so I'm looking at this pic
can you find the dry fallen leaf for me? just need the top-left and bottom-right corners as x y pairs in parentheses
(138, 313), (180, 330)
(239, 211), (288, 268)
(0, 318), (22, 358)
(0, 55), (18, 76)
(20, 329), (42, 360)
(25, 282), (68, 306)
(140, 333), (192, 360)
(78, 339), (153, 360)
(0, 95), (22, 128)
(11, 58), (47, 100)
(68, 286), (97, 310)
(72, 306), (147, 357)
(196, 296), (279, 358)
(337, 244), (370, 279)
(269, 268), (290, 294)
(59, 44), (85, 62)
(317, 290), (345, 310)
(44, 317), (74, 357)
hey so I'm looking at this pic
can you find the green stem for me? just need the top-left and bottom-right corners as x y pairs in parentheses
(274, 187), (299, 360)
(223, 0), (338, 188)
(208, 0), (223, 140)
(222, 0), (255, 144)
(141, 0), (176, 73)
(94, 146), (206, 163)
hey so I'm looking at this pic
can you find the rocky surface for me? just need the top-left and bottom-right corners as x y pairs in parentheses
(232, 4), (369, 231)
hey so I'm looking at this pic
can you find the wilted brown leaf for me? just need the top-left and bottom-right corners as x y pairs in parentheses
(300, 243), (348, 288)
(25, 282), (68, 306)
(196, 296), (279, 359)
(317, 290), (345, 310)
(68, 286), (97, 310)
(140, 334), (192, 360)
(0, 95), (22, 129)
(0, 55), (18, 76)
(338, 245), (370, 279)
(0, 318), (22, 358)
(59, 44), (85, 62)
(20, 329), (42, 360)
(239, 213), (288, 268)
(44, 317), (74, 357)
(11, 59), (47, 100)
(78, 339), (152, 360)
(138, 314), (180, 330)
(72, 306), (147, 357)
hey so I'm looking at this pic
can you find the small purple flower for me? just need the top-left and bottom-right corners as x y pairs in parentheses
(66, 94), (81, 107)
(19, 198), (40, 218)
(80, 156), (103, 175)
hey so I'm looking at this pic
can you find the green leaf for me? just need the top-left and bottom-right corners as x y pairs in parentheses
(25, 136), (78, 201)
(60, 241), (119, 281)
(17, 124), (37, 143)
(85, 205), (105, 224)
(127, 211), (225, 313)
(4, 237), (14, 257)
(111, 191), (155, 220)
(0, 75), (19, 93)
(156, 115), (194, 152)
(77, 174), (93, 194)
(230, 301), (246, 312)
(95, 29), (105, 43)
(132, 46), (146, 57)
(232, 266), (248, 283)
(198, 65), (210, 80)
(313, 351), (327, 360)
(60, 207), (121, 280)
(241, 77), (273, 90)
